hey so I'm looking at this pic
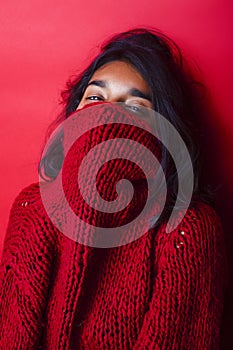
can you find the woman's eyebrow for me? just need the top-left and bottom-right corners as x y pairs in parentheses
(87, 80), (151, 102)
(87, 80), (106, 88)
(129, 88), (152, 102)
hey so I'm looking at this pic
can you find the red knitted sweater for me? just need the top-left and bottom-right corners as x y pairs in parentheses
(0, 104), (228, 349)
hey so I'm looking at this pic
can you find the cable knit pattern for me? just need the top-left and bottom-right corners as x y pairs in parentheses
(0, 104), (228, 350)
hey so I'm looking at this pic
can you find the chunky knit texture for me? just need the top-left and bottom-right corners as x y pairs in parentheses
(0, 104), (228, 349)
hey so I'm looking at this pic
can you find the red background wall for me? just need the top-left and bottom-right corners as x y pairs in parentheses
(0, 0), (233, 345)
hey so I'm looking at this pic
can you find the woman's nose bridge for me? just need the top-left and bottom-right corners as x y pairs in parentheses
(108, 96), (126, 103)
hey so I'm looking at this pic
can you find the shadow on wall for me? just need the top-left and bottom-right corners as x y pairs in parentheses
(218, 184), (233, 350)
(196, 97), (233, 350)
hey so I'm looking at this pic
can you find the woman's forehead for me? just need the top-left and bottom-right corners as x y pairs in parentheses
(88, 60), (151, 94)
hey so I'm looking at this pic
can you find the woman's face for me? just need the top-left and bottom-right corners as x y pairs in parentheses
(77, 60), (153, 113)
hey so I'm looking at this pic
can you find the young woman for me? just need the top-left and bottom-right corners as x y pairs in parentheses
(0, 28), (228, 349)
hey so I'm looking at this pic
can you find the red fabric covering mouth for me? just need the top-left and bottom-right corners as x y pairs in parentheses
(48, 102), (163, 247)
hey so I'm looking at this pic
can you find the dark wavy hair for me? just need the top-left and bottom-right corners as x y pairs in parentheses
(38, 27), (217, 228)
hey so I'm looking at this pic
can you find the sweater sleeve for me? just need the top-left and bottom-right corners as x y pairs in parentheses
(133, 202), (228, 350)
(0, 183), (59, 350)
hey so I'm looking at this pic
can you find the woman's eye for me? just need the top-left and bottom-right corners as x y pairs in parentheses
(126, 105), (144, 115)
(130, 105), (140, 112)
(86, 96), (104, 101)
